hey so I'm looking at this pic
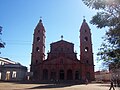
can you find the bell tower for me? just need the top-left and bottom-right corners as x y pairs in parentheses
(31, 19), (45, 72)
(80, 19), (93, 64)
(80, 19), (94, 81)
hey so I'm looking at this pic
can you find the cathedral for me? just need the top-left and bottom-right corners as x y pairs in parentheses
(30, 19), (94, 83)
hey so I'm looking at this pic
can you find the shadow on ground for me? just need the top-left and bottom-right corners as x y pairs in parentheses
(27, 83), (77, 89)
(20, 81), (82, 89)
(0, 80), (84, 89)
(26, 81), (82, 89)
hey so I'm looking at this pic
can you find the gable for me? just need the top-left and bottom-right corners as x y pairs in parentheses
(50, 40), (74, 53)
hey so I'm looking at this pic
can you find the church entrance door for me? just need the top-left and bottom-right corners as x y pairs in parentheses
(59, 70), (64, 80)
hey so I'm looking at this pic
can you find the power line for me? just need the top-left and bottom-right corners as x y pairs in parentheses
(3, 40), (32, 46)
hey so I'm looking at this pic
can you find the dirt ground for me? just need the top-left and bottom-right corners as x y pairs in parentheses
(0, 82), (120, 90)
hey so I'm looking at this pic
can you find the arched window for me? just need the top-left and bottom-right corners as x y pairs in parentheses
(67, 69), (73, 80)
(85, 47), (88, 52)
(36, 47), (40, 52)
(84, 37), (88, 41)
(59, 70), (64, 80)
(38, 30), (40, 33)
(37, 37), (40, 42)
(36, 60), (38, 64)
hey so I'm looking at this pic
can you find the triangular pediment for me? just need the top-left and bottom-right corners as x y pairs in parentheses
(51, 40), (74, 46)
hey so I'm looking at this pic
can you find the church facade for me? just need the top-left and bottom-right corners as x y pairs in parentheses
(30, 19), (94, 82)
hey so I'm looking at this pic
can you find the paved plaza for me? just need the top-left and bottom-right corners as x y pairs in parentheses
(0, 82), (120, 90)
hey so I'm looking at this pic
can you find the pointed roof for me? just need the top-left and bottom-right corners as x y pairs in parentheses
(80, 19), (90, 32)
(38, 18), (43, 26)
(35, 18), (45, 32)
(39, 18), (42, 23)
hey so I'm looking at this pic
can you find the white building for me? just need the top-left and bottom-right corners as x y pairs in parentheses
(0, 57), (27, 81)
(0, 57), (16, 65)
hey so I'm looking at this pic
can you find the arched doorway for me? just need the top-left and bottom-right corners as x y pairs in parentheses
(67, 69), (73, 80)
(43, 69), (48, 80)
(50, 71), (56, 80)
(75, 71), (80, 80)
(86, 72), (91, 81)
(33, 70), (38, 79)
(59, 70), (64, 80)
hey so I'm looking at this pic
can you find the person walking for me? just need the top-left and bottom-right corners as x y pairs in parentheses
(85, 78), (88, 85)
(109, 81), (115, 90)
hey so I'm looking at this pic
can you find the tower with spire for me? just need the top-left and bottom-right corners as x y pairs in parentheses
(31, 19), (45, 72)
(80, 19), (94, 81)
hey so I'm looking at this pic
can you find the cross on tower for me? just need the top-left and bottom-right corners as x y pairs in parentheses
(40, 16), (42, 22)
(61, 35), (63, 40)
(83, 16), (86, 22)
(83, 16), (85, 19)
(40, 16), (42, 19)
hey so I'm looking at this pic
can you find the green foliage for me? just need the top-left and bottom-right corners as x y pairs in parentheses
(82, 0), (106, 9)
(82, 0), (120, 68)
(82, 0), (120, 10)
(0, 26), (5, 48)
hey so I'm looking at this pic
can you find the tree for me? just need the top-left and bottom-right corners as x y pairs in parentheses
(0, 26), (5, 49)
(82, 0), (120, 69)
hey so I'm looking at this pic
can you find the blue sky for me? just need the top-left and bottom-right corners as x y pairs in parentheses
(0, 0), (106, 71)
